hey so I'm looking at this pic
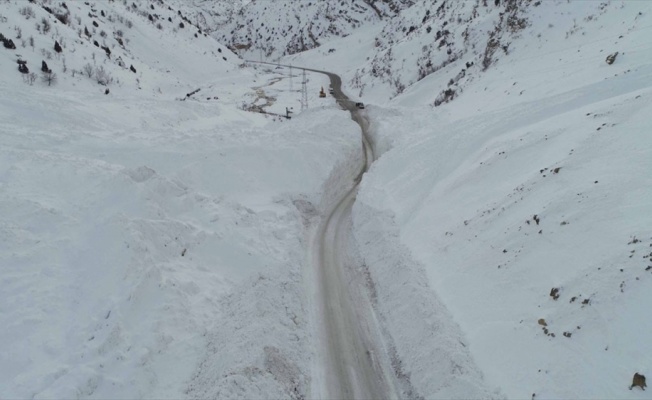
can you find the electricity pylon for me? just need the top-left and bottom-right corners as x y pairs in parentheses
(301, 69), (308, 111)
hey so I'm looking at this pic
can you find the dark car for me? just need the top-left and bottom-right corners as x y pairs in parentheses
(355, 102), (365, 109)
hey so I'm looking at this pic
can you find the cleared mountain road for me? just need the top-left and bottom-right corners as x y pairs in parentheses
(246, 61), (395, 399)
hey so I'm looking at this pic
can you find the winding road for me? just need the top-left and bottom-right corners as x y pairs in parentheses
(248, 61), (395, 399)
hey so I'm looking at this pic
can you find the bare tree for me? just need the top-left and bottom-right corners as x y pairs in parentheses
(82, 63), (94, 78)
(41, 71), (57, 86)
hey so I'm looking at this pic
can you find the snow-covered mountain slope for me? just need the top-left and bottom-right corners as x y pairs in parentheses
(288, 0), (647, 106)
(206, 0), (414, 60)
(283, 0), (652, 398)
(3, 0), (652, 398)
(0, 1), (358, 398)
(289, 0), (652, 398)
(0, 0), (237, 97)
(347, 0), (533, 101)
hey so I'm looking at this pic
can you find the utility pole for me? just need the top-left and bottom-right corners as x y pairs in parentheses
(301, 69), (308, 111)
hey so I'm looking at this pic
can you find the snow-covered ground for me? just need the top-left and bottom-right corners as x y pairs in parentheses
(1, 1), (356, 398)
(289, 0), (652, 398)
(0, 83), (358, 398)
(3, 0), (652, 398)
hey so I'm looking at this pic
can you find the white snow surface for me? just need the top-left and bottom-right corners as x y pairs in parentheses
(1, 1), (359, 398)
(288, 0), (652, 398)
(3, 0), (652, 398)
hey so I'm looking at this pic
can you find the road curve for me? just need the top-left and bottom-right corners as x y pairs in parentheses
(247, 61), (394, 399)
(303, 67), (390, 400)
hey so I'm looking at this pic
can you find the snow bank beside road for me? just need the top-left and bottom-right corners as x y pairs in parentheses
(185, 107), (362, 399)
(354, 37), (652, 400)
(352, 202), (499, 399)
(0, 70), (360, 398)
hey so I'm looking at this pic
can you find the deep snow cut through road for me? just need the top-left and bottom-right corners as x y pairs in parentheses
(305, 67), (395, 400)
(247, 61), (395, 399)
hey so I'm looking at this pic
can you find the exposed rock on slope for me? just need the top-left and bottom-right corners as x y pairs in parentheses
(206, 0), (414, 60)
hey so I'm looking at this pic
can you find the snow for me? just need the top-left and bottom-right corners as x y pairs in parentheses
(349, 2), (652, 398)
(3, 0), (652, 398)
(0, 78), (360, 398)
(1, 1), (360, 398)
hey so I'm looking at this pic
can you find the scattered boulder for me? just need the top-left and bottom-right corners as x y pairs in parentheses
(550, 287), (560, 300)
(630, 373), (646, 390)
(537, 318), (547, 327)
(17, 59), (28, 74)
(2, 36), (16, 50)
(41, 60), (50, 73)
(606, 52), (618, 65)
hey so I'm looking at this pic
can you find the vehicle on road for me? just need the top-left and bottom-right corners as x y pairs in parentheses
(329, 87), (334, 94)
(355, 102), (365, 109)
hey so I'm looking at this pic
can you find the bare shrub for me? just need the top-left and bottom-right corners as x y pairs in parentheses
(41, 71), (57, 86)
(41, 49), (52, 60)
(41, 17), (51, 33)
(19, 6), (35, 20)
(82, 63), (94, 78)
(95, 66), (112, 85)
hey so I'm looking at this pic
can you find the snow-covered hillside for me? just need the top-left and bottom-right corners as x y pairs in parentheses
(0, 0), (354, 398)
(289, 0), (652, 398)
(208, 0), (414, 60)
(3, 0), (652, 398)
(0, 0), (241, 98)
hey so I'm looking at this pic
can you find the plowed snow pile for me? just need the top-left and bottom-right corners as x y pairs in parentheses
(349, 1), (652, 398)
